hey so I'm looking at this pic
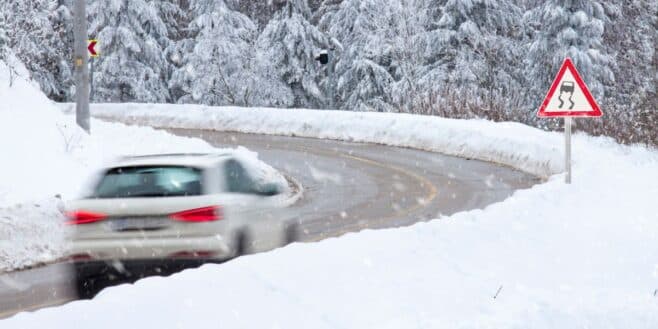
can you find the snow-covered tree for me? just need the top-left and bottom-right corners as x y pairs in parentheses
(3, 0), (73, 101)
(88, 0), (171, 102)
(257, 0), (329, 108)
(523, 1), (614, 110)
(0, 11), (8, 62)
(170, 0), (291, 107)
(225, 0), (286, 28)
(157, 0), (187, 41)
(169, 0), (253, 105)
(50, 2), (74, 102)
(337, 57), (395, 112)
(157, 0), (188, 93)
(0, 0), (653, 146)
(419, 0), (524, 117)
(596, 0), (656, 145)
(312, 0), (341, 25)
(385, 0), (430, 113)
(320, 0), (406, 112)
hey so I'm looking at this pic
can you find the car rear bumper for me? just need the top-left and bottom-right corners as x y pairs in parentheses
(73, 257), (224, 278)
(72, 257), (227, 298)
(69, 235), (233, 261)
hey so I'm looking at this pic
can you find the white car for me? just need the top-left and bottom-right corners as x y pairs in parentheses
(66, 153), (297, 265)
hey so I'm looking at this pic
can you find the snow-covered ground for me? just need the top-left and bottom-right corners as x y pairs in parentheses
(3, 103), (649, 327)
(0, 61), (284, 272)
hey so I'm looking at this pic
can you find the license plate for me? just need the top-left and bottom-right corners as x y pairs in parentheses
(108, 218), (166, 231)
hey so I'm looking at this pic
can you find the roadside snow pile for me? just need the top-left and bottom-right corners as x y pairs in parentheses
(0, 62), (285, 272)
(0, 58), (83, 271)
(78, 103), (564, 178)
(4, 130), (658, 327)
(0, 58), (85, 205)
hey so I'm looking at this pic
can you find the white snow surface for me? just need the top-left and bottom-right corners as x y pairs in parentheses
(0, 62), (285, 272)
(5, 103), (651, 327)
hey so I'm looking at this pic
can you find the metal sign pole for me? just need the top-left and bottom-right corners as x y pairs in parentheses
(328, 48), (336, 109)
(73, 0), (90, 132)
(90, 57), (94, 101)
(565, 117), (572, 184)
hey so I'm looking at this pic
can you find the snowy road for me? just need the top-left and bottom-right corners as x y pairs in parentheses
(171, 129), (538, 239)
(0, 129), (538, 318)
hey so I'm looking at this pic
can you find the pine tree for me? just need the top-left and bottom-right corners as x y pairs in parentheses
(257, 0), (329, 108)
(169, 0), (254, 105)
(0, 10), (8, 62)
(170, 0), (291, 107)
(312, 0), (341, 25)
(320, 0), (403, 112)
(4, 0), (73, 101)
(337, 58), (395, 112)
(226, 0), (287, 28)
(88, 0), (171, 102)
(524, 1), (614, 111)
(420, 0), (524, 118)
(157, 0), (188, 99)
(386, 0), (430, 113)
(50, 2), (74, 102)
(597, 0), (656, 145)
(157, 0), (187, 41)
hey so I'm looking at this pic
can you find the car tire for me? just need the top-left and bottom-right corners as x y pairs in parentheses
(73, 262), (109, 299)
(74, 274), (95, 299)
(234, 230), (251, 257)
(284, 221), (300, 245)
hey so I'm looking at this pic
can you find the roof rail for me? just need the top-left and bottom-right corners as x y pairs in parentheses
(119, 152), (235, 159)
(120, 153), (207, 159)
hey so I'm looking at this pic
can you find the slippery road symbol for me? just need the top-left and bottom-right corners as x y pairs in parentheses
(537, 58), (603, 118)
(558, 81), (575, 109)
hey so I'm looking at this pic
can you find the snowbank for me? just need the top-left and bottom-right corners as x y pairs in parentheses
(0, 58), (84, 206)
(62, 103), (564, 178)
(0, 62), (285, 272)
(8, 103), (650, 327)
(0, 58), (82, 270)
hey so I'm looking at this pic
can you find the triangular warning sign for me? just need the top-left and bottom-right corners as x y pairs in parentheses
(537, 58), (602, 117)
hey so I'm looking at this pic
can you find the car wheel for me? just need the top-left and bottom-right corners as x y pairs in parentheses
(73, 262), (109, 299)
(284, 221), (300, 245)
(234, 230), (251, 257)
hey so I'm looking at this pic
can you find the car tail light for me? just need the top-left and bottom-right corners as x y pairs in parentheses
(169, 206), (222, 222)
(169, 251), (216, 258)
(66, 210), (107, 225)
(67, 253), (94, 261)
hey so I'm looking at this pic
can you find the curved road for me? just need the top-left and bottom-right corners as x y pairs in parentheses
(0, 129), (539, 318)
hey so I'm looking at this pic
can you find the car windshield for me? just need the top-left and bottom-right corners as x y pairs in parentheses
(91, 166), (203, 198)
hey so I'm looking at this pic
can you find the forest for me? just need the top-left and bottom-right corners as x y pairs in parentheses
(0, 0), (656, 145)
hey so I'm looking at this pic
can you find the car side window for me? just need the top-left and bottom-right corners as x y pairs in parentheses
(223, 158), (256, 194)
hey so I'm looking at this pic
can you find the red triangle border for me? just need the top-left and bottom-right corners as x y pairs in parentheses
(537, 58), (603, 118)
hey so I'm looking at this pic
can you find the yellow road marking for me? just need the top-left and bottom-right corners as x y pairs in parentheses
(301, 149), (438, 242)
(340, 153), (438, 215)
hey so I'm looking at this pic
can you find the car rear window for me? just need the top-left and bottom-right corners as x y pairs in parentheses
(92, 166), (203, 198)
